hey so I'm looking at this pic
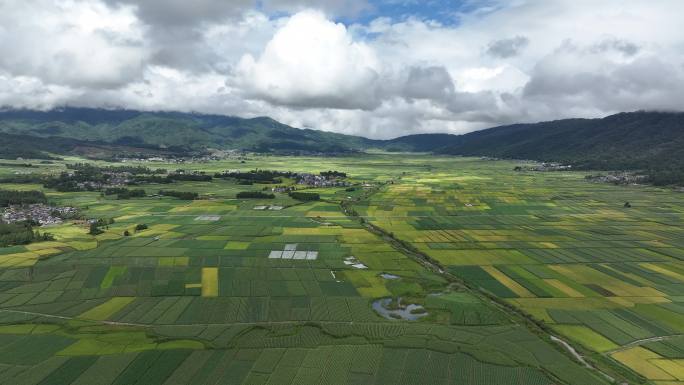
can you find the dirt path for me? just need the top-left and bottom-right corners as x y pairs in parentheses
(606, 334), (684, 354)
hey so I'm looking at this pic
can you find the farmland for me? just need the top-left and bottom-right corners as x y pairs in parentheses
(0, 154), (682, 384)
(358, 157), (684, 384)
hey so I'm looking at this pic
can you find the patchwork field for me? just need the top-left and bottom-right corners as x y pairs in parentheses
(358, 157), (684, 384)
(1, 154), (681, 384)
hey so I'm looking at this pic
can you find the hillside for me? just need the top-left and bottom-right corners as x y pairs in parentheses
(437, 111), (684, 184)
(0, 107), (376, 157)
(2, 108), (684, 184)
(381, 133), (462, 152)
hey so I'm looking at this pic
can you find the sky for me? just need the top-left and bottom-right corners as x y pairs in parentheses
(0, 0), (683, 139)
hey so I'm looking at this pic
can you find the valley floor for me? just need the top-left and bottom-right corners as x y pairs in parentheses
(1, 154), (682, 384)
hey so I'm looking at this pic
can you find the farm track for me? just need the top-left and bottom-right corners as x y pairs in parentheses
(605, 333), (684, 354)
(0, 308), (465, 328)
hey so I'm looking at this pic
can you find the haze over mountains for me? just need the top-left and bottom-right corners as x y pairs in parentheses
(1, 107), (683, 184)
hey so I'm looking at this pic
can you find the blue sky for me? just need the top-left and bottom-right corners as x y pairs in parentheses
(350, 0), (473, 25)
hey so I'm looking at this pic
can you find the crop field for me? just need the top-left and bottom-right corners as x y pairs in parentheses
(357, 157), (684, 384)
(1, 154), (681, 384)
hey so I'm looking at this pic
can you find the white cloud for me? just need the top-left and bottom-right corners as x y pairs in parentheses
(235, 10), (381, 110)
(0, 0), (146, 88)
(0, 71), (78, 109)
(1, 0), (684, 139)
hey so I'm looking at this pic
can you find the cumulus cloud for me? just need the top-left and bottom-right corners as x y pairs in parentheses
(1, 0), (684, 138)
(235, 10), (381, 110)
(0, 0), (146, 88)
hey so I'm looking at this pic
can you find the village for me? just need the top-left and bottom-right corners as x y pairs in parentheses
(514, 162), (573, 172)
(271, 172), (351, 193)
(585, 172), (648, 185)
(1, 204), (78, 226)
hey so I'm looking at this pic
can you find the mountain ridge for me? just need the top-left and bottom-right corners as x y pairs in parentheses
(0, 107), (377, 156)
(1, 107), (683, 183)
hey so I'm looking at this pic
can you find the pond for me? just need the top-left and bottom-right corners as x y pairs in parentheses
(372, 298), (428, 321)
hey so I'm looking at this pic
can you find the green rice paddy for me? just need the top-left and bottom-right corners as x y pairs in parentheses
(2, 154), (682, 384)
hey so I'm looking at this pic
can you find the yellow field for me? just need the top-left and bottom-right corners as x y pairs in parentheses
(641, 263), (684, 282)
(158, 256), (189, 266)
(653, 359), (684, 381)
(544, 279), (585, 298)
(481, 265), (534, 297)
(224, 241), (251, 250)
(612, 347), (675, 381)
(552, 325), (618, 352)
(78, 297), (135, 321)
(202, 267), (219, 297)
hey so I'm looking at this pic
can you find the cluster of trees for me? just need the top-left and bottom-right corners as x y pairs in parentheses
(123, 223), (148, 236)
(644, 166), (684, 186)
(0, 222), (54, 247)
(166, 172), (212, 182)
(0, 162), (34, 168)
(129, 175), (173, 184)
(236, 191), (275, 199)
(158, 190), (199, 200)
(66, 163), (165, 175)
(0, 189), (47, 207)
(129, 172), (211, 184)
(104, 187), (129, 196)
(37, 164), (214, 193)
(216, 169), (295, 184)
(103, 187), (146, 199)
(320, 170), (346, 178)
(43, 166), (109, 192)
(0, 174), (46, 185)
(88, 218), (115, 236)
(288, 191), (320, 201)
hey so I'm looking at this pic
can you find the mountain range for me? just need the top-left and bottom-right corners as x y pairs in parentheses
(1, 107), (682, 184)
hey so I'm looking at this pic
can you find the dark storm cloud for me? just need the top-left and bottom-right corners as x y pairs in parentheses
(103, 0), (253, 26)
(103, 0), (370, 71)
(523, 44), (684, 115)
(486, 36), (529, 58)
(105, 0), (370, 27)
(402, 66), (455, 100)
(401, 66), (497, 116)
(101, 0), (249, 71)
(264, 0), (370, 17)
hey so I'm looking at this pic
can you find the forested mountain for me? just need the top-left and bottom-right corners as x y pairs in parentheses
(0, 107), (375, 156)
(436, 111), (684, 184)
(381, 134), (462, 152)
(1, 108), (683, 183)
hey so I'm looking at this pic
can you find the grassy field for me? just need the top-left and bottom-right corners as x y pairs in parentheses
(2, 153), (681, 384)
